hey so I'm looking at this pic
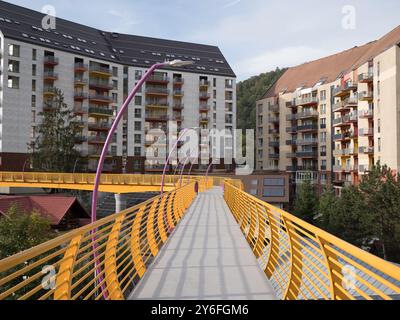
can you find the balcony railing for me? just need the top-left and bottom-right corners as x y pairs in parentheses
(44, 72), (58, 80)
(73, 106), (88, 114)
(88, 122), (111, 131)
(145, 114), (169, 122)
(199, 105), (210, 112)
(146, 88), (169, 95)
(286, 114), (297, 121)
(89, 94), (112, 102)
(296, 151), (319, 158)
(359, 109), (374, 119)
(90, 66), (112, 76)
(199, 92), (211, 99)
(147, 75), (169, 83)
(295, 97), (319, 106)
(74, 92), (88, 100)
(296, 139), (319, 146)
(173, 78), (184, 85)
(88, 136), (107, 144)
(89, 81), (114, 90)
(269, 117), (280, 123)
(269, 141), (280, 147)
(173, 90), (184, 96)
(333, 82), (356, 96)
(199, 80), (210, 87)
(358, 72), (373, 83)
(359, 146), (375, 154)
(269, 105), (280, 113)
(297, 110), (319, 119)
(74, 63), (88, 71)
(359, 91), (374, 101)
(297, 124), (318, 132)
(44, 56), (59, 65)
(89, 107), (113, 116)
(359, 128), (374, 136)
(173, 104), (184, 110)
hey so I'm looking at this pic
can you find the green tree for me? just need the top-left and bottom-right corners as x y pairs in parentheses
(30, 87), (85, 173)
(359, 163), (400, 261)
(317, 185), (338, 232)
(0, 204), (53, 259)
(236, 68), (286, 131)
(293, 180), (318, 224)
(330, 186), (374, 248)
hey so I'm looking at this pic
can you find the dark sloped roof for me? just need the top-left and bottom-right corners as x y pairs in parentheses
(0, 0), (235, 77)
(264, 25), (400, 98)
(0, 195), (90, 225)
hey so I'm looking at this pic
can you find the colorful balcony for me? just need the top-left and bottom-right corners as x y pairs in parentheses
(173, 78), (184, 86)
(359, 109), (374, 119)
(199, 92), (211, 100)
(89, 66), (112, 77)
(199, 80), (210, 88)
(75, 63), (88, 73)
(89, 94), (112, 104)
(358, 72), (373, 83)
(146, 75), (169, 84)
(359, 128), (374, 137)
(333, 82), (357, 97)
(89, 107), (113, 117)
(74, 92), (88, 101)
(173, 104), (184, 111)
(44, 56), (59, 66)
(146, 101), (169, 109)
(44, 72), (58, 81)
(74, 78), (88, 87)
(73, 106), (88, 115)
(295, 97), (319, 107)
(359, 91), (374, 101)
(145, 114), (169, 122)
(43, 86), (56, 96)
(173, 89), (184, 97)
(359, 146), (375, 155)
(145, 88), (169, 96)
(89, 81), (114, 90)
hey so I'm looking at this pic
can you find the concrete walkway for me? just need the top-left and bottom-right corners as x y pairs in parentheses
(129, 187), (276, 300)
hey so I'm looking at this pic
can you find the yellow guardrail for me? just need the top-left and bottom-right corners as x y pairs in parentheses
(224, 182), (400, 300)
(0, 181), (203, 300)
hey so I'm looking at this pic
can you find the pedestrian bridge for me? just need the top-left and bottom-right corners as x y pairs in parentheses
(0, 178), (399, 300)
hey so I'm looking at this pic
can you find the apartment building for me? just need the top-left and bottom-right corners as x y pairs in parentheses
(256, 26), (400, 195)
(0, 1), (236, 173)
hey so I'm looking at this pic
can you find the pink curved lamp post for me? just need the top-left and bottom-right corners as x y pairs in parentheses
(178, 152), (198, 187)
(206, 161), (214, 187)
(160, 127), (198, 195)
(90, 60), (193, 299)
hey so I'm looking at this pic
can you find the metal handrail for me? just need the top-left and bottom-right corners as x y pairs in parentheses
(224, 182), (400, 300)
(0, 181), (203, 300)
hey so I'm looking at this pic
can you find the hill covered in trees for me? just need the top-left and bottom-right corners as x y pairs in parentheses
(236, 68), (287, 130)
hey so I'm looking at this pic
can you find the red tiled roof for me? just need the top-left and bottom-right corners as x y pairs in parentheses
(0, 196), (89, 225)
(264, 25), (400, 98)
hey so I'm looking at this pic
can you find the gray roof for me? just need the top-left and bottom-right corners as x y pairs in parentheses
(0, 0), (236, 77)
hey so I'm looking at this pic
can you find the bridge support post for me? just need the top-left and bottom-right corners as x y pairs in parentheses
(115, 194), (127, 213)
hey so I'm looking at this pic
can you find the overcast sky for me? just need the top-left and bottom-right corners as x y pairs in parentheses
(6, 0), (400, 80)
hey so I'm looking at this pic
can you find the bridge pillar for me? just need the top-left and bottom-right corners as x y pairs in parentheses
(115, 194), (127, 213)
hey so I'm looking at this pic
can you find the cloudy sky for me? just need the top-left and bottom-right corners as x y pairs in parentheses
(6, 0), (400, 80)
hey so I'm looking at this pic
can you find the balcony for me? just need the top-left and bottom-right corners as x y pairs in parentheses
(74, 63), (88, 72)
(287, 165), (318, 172)
(146, 101), (169, 109)
(333, 148), (356, 157)
(74, 92), (88, 101)
(333, 131), (357, 141)
(89, 107), (113, 117)
(358, 72), (373, 83)
(44, 56), (59, 66)
(89, 81), (114, 90)
(74, 78), (88, 86)
(333, 82), (357, 97)
(297, 124), (318, 132)
(146, 75), (169, 84)
(89, 94), (112, 104)
(146, 88), (169, 96)
(296, 151), (318, 158)
(359, 146), (375, 155)
(295, 97), (319, 107)
(199, 105), (210, 112)
(269, 128), (280, 135)
(73, 106), (88, 115)
(269, 154), (280, 159)
(286, 127), (297, 134)
(44, 72), (58, 81)
(200, 115), (209, 123)
(43, 86), (56, 96)
(359, 91), (374, 101)
(359, 108), (374, 119)
(173, 78), (184, 86)
(297, 110), (319, 119)
(269, 141), (280, 147)
(199, 92), (211, 100)
(359, 128), (374, 137)
(89, 66), (112, 77)
(286, 101), (296, 108)
(333, 113), (357, 127)
(173, 89), (184, 97)
(269, 117), (280, 124)
(199, 80), (210, 87)
(145, 114), (169, 122)
(88, 122), (111, 131)
(286, 140), (297, 146)
(172, 115), (184, 122)
(296, 139), (318, 146)
(359, 164), (373, 173)
(173, 104), (184, 111)
(269, 105), (280, 113)
(333, 97), (358, 112)
(286, 114), (297, 121)
(88, 136), (107, 144)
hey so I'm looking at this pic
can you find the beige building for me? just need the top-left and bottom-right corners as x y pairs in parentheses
(256, 26), (400, 194)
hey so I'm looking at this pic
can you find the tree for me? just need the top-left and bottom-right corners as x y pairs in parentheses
(359, 163), (400, 261)
(293, 180), (318, 224)
(0, 204), (53, 260)
(30, 87), (85, 173)
(317, 185), (338, 232)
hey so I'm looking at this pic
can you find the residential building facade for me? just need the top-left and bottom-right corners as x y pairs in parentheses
(0, 2), (236, 173)
(256, 26), (400, 195)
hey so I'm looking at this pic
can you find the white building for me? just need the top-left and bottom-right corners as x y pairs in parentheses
(0, 1), (236, 173)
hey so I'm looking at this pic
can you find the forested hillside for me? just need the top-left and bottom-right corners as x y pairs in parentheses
(237, 68), (287, 130)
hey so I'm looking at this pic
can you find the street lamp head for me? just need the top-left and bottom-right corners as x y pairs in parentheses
(167, 59), (194, 67)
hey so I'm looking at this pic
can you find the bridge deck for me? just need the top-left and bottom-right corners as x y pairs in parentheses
(130, 187), (276, 300)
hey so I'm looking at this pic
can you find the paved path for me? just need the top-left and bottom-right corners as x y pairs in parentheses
(129, 187), (276, 300)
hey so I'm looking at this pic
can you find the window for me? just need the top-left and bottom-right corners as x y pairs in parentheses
(134, 134), (141, 144)
(135, 70), (142, 80)
(263, 187), (285, 197)
(378, 119), (381, 133)
(213, 78), (217, 87)
(320, 90), (326, 101)
(377, 81), (381, 96)
(320, 118), (326, 129)
(251, 180), (258, 186)
(135, 96), (142, 106)
(378, 138), (381, 152)
(8, 44), (20, 57)
(31, 95), (36, 108)
(225, 79), (233, 88)
(213, 101), (217, 111)
(213, 90), (217, 99)
(320, 104), (326, 115)
(225, 91), (233, 100)
(134, 121), (142, 131)
(250, 189), (258, 196)
(32, 64), (37, 76)
(32, 79), (36, 92)
(8, 60), (20, 73)
(112, 93), (118, 103)
(134, 108), (142, 118)
(112, 67), (118, 77)
(320, 132), (327, 143)
(7, 76), (19, 89)
(134, 147), (141, 156)
(133, 159), (141, 170)
(32, 49), (37, 61)
(112, 80), (118, 89)
(264, 178), (285, 186)
(32, 110), (36, 123)
(111, 146), (117, 156)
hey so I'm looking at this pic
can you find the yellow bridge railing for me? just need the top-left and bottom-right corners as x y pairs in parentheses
(0, 181), (204, 300)
(224, 182), (400, 300)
